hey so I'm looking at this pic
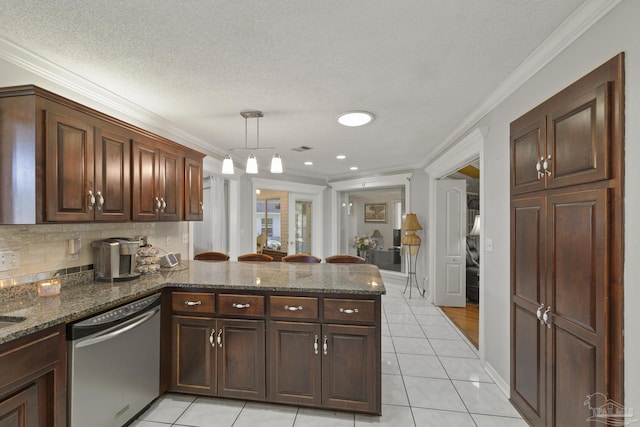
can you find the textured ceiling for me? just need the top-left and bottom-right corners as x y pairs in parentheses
(0, 0), (587, 179)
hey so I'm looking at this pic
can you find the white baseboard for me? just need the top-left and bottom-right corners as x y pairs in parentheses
(483, 361), (510, 398)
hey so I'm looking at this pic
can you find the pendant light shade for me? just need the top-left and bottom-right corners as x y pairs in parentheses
(270, 153), (283, 173)
(221, 110), (284, 175)
(246, 153), (258, 174)
(221, 154), (235, 175)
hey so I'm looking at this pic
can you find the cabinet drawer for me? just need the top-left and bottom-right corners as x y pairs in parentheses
(172, 292), (215, 314)
(270, 296), (318, 320)
(218, 294), (265, 317)
(323, 298), (375, 324)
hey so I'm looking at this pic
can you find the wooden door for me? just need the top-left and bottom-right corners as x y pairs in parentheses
(268, 321), (321, 406)
(321, 324), (377, 413)
(547, 188), (609, 426)
(217, 319), (265, 400)
(170, 315), (216, 395)
(0, 383), (40, 427)
(94, 124), (130, 222)
(547, 83), (610, 190)
(158, 148), (183, 221)
(131, 139), (159, 221)
(510, 195), (546, 427)
(511, 114), (546, 195)
(184, 154), (203, 221)
(45, 109), (95, 222)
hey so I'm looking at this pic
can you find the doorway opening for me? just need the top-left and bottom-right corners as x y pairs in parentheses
(439, 162), (480, 348)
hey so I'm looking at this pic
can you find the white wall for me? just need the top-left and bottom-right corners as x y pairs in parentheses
(439, 0), (638, 410)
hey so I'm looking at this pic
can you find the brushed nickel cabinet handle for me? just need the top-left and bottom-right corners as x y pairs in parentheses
(314, 335), (319, 355)
(96, 191), (104, 211)
(323, 335), (328, 355)
(339, 308), (359, 314)
(209, 329), (215, 347)
(543, 155), (552, 176)
(536, 157), (544, 179)
(542, 307), (552, 328)
(184, 300), (202, 306)
(217, 329), (223, 347)
(536, 303), (544, 324)
(232, 303), (250, 309)
(87, 191), (95, 210)
(154, 197), (161, 212)
(284, 305), (303, 311)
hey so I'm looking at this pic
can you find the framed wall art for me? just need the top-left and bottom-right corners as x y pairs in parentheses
(364, 203), (387, 223)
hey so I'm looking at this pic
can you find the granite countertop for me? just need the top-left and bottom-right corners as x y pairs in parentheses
(0, 261), (385, 345)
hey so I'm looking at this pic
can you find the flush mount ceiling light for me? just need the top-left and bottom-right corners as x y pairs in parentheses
(337, 111), (374, 127)
(221, 110), (283, 175)
(336, 154), (346, 160)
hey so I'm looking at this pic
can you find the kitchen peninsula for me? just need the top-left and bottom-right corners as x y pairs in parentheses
(0, 261), (385, 423)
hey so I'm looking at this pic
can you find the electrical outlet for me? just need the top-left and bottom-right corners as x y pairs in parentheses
(165, 235), (171, 246)
(0, 250), (20, 272)
(182, 233), (189, 244)
(485, 238), (493, 252)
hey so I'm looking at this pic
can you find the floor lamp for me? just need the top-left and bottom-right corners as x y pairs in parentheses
(401, 213), (425, 298)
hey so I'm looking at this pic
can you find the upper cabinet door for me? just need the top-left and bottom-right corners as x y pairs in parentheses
(511, 114), (546, 195)
(45, 109), (95, 222)
(184, 154), (203, 221)
(131, 138), (159, 221)
(94, 123), (130, 222)
(547, 83), (610, 189)
(158, 149), (183, 221)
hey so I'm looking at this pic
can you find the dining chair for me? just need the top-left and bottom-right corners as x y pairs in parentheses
(325, 254), (366, 264)
(237, 253), (273, 262)
(282, 254), (322, 263)
(194, 251), (230, 261)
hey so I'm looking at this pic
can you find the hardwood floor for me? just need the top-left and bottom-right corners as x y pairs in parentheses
(441, 304), (479, 348)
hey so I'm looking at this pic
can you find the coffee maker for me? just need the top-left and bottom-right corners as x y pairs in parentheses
(93, 238), (141, 281)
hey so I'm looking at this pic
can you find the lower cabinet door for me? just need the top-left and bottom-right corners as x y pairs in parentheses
(171, 315), (216, 395)
(322, 324), (378, 413)
(0, 383), (40, 427)
(268, 321), (322, 405)
(217, 319), (265, 400)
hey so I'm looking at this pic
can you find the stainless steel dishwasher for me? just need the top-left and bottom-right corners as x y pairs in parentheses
(67, 293), (161, 427)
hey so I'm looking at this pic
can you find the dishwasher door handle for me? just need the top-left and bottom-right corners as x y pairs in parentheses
(75, 307), (160, 349)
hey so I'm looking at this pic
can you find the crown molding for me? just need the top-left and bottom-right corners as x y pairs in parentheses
(0, 35), (220, 158)
(422, 0), (623, 167)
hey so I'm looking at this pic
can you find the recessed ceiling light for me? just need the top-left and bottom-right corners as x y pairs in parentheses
(304, 161), (313, 166)
(337, 111), (374, 127)
(350, 166), (359, 171)
(336, 155), (346, 160)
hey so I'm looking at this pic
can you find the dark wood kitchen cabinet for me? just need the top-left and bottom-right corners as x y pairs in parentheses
(131, 138), (183, 222)
(45, 105), (130, 222)
(510, 54), (624, 427)
(0, 84), (204, 224)
(0, 325), (66, 427)
(168, 289), (381, 415)
(268, 296), (379, 413)
(170, 292), (266, 400)
(184, 153), (204, 221)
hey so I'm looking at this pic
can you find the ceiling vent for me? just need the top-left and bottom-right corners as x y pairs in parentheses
(291, 146), (313, 152)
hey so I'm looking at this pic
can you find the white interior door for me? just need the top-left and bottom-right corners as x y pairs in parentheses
(288, 193), (320, 256)
(434, 179), (466, 307)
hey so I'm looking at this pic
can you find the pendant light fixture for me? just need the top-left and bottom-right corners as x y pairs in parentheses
(221, 110), (284, 175)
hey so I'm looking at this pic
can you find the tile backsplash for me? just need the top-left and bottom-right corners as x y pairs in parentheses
(0, 222), (189, 286)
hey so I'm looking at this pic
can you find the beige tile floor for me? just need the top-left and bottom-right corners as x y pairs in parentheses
(132, 281), (527, 427)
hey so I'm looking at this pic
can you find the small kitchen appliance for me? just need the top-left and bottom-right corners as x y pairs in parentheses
(93, 237), (141, 281)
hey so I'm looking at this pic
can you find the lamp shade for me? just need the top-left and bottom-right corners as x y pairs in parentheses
(246, 153), (258, 174)
(370, 229), (382, 239)
(401, 213), (423, 231)
(221, 154), (235, 175)
(470, 215), (480, 236)
(270, 153), (283, 173)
